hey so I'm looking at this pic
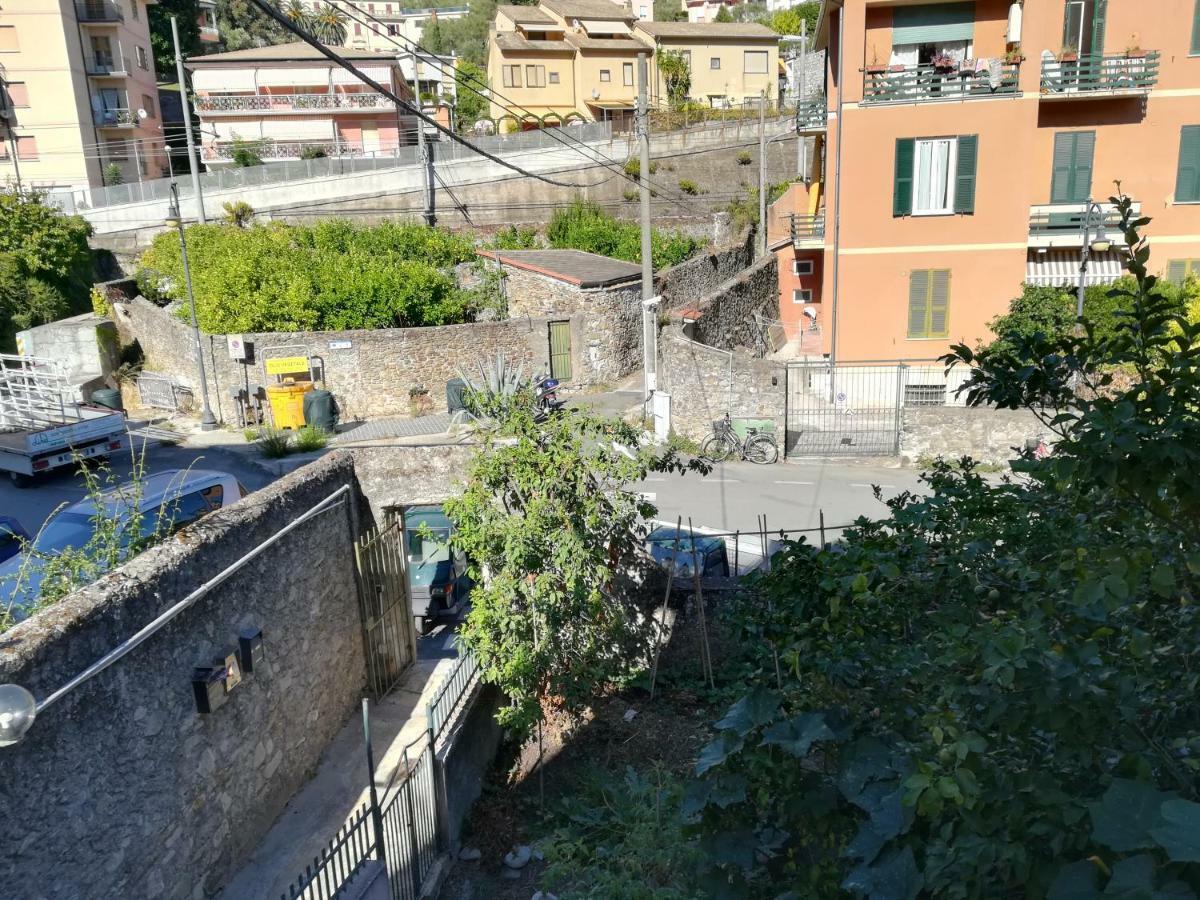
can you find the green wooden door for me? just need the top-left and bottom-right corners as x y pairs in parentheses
(548, 321), (572, 381)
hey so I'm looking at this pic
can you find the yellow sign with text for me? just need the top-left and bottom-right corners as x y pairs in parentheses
(264, 356), (310, 376)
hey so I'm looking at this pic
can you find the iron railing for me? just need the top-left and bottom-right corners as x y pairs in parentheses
(862, 62), (1020, 104)
(426, 649), (479, 743)
(281, 802), (377, 900)
(795, 97), (826, 131)
(1040, 51), (1159, 96)
(194, 91), (398, 113)
(1028, 201), (1135, 242)
(204, 139), (375, 161)
(75, 0), (124, 22)
(93, 107), (135, 127)
(378, 739), (440, 900)
(84, 54), (130, 76)
(789, 213), (825, 242)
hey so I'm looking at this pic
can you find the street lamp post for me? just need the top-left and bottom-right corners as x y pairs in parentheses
(165, 182), (218, 430)
(1077, 198), (1113, 327)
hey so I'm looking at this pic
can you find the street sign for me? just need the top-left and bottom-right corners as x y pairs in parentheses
(227, 334), (248, 361)
(264, 356), (310, 376)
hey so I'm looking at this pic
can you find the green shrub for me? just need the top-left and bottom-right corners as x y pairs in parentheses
(299, 145), (328, 160)
(677, 178), (701, 195)
(292, 424), (329, 452)
(736, 150), (752, 166)
(489, 225), (540, 250)
(221, 200), (254, 228)
(230, 138), (264, 167)
(103, 163), (123, 186)
(137, 220), (480, 333)
(623, 188), (639, 202)
(623, 157), (660, 179)
(546, 199), (700, 270)
(254, 427), (292, 458)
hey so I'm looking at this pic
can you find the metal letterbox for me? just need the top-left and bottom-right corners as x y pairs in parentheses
(192, 665), (228, 715)
(238, 628), (265, 674)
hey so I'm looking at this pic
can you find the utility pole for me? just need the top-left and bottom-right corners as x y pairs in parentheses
(757, 90), (767, 256)
(798, 20), (807, 178)
(637, 52), (658, 405)
(5, 133), (22, 195)
(411, 48), (434, 226)
(171, 16), (206, 223)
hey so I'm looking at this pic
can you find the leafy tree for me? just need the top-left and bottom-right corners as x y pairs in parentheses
(657, 49), (691, 107)
(687, 196), (1200, 898)
(309, 4), (349, 43)
(452, 59), (489, 130)
(103, 163), (124, 186)
(148, 0), (201, 77)
(713, 4), (733, 22)
(137, 219), (480, 332)
(434, 0), (499, 66)
(216, 0), (294, 50)
(445, 397), (703, 736)
(0, 189), (93, 349)
(653, 0), (688, 21)
(546, 199), (700, 269)
(421, 14), (446, 53)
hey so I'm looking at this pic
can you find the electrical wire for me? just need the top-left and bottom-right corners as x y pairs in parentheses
(241, 0), (617, 190)
(327, 1), (707, 211)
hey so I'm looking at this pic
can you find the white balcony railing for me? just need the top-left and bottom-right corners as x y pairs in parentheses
(1028, 200), (1141, 248)
(193, 92), (399, 113)
(85, 54), (131, 76)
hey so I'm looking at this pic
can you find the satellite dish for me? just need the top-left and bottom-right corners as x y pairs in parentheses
(591, 88), (600, 99)
(137, 108), (148, 120)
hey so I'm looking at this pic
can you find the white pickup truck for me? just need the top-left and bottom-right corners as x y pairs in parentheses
(0, 354), (126, 488)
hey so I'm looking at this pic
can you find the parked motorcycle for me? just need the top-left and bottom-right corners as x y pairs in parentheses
(533, 372), (564, 419)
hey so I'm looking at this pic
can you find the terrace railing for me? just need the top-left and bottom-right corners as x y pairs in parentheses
(1039, 52), (1159, 97)
(862, 62), (1020, 105)
(795, 97), (826, 131)
(75, 0), (124, 22)
(194, 92), (398, 113)
(789, 213), (825, 243)
(93, 107), (135, 127)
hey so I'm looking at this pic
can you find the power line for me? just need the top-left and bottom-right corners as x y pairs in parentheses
(240, 0), (614, 190)
(323, 1), (705, 213)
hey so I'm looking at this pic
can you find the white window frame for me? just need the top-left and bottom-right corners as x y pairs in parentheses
(912, 136), (958, 216)
(623, 62), (633, 86)
(793, 259), (813, 276)
(792, 288), (813, 304)
(502, 65), (522, 88)
(600, 69), (611, 82)
(549, 71), (560, 84)
(710, 56), (721, 70)
(136, 45), (148, 69)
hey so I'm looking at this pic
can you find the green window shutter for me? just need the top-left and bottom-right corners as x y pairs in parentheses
(929, 270), (950, 337)
(892, 2), (975, 44)
(894, 138), (915, 217)
(1050, 131), (1095, 204)
(1167, 260), (1188, 285)
(908, 269), (930, 338)
(954, 134), (978, 214)
(1191, 0), (1200, 55)
(1090, 0), (1107, 57)
(1175, 126), (1200, 203)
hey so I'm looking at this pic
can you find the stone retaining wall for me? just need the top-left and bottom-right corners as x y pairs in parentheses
(900, 406), (1055, 467)
(0, 454), (366, 900)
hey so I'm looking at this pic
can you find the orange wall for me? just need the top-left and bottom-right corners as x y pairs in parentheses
(815, 0), (1200, 362)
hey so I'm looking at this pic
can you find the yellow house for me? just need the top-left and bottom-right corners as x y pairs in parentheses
(486, 0), (779, 127)
(634, 21), (780, 109)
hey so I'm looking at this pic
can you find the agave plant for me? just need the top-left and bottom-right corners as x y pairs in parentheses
(456, 352), (531, 427)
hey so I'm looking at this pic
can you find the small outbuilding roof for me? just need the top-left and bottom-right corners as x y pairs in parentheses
(541, 0), (634, 20)
(496, 3), (557, 24)
(635, 21), (778, 39)
(187, 41), (402, 64)
(494, 32), (574, 52)
(478, 249), (642, 288)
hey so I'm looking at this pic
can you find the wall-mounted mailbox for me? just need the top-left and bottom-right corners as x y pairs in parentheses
(238, 628), (265, 674)
(192, 665), (228, 715)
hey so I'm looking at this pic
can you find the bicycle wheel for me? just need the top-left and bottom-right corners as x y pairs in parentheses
(745, 434), (779, 465)
(700, 433), (736, 462)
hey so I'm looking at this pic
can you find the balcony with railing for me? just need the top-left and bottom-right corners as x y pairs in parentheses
(1028, 200), (1141, 248)
(75, 0), (124, 23)
(93, 107), (136, 127)
(1039, 52), (1159, 100)
(85, 54), (131, 76)
(795, 97), (826, 133)
(789, 213), (825, 246)
(862, 61), (1020, 105)
(202, 139), (375, 161)
(193, 92), (399, 114)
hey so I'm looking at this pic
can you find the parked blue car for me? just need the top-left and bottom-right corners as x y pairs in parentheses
(0, 517), (31, 565)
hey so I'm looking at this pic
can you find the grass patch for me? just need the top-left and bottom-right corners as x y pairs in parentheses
(254, 427), (293, 458)
(293, 424), (330, 452)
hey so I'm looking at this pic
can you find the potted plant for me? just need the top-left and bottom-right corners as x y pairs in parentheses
(1004, 47), (1026, 65)
(958, 57), (976, 76)
(1125, 38), (1146, 58)
(1059, 43), (1079, 62)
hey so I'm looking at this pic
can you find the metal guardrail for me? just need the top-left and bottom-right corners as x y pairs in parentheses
(1028, 203), (1129, 238)
(796, 97), (826, 131)
(93, 107), (135, 127)
(862, 62), (1020, 104)
(426, 649), (479, 743)
(789, 213), (825, 242)
(46, 120), (612, 214)
(84, 54), (130, 75)
(1039, 51), (1159, 96)
(281, 802), (377, 900)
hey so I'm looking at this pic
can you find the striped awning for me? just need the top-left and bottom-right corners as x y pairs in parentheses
(1025, 249), (1125, 287)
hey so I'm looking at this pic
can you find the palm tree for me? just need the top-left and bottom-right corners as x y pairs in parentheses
(280, 0), (312, 31)
(310, 5), (349, 44)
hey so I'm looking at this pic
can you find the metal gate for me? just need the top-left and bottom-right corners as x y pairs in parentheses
(548, 320), (573, 382)
(355, 521), (416, 698)
(785, 362), (907, 456)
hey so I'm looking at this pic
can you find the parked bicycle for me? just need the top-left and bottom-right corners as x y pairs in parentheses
(700, 414), (779, 464)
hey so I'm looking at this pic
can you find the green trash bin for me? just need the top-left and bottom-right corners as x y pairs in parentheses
(90, 387), (124, 412)
(303, 389), (339, 430)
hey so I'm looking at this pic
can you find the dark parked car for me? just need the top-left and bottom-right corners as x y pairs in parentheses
(0, 517), (31, 564)
(646, 525), (730, 579)
(404, 504), (469, 633)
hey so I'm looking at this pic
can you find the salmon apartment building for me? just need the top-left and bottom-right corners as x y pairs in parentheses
(770, 0), (1200, 362)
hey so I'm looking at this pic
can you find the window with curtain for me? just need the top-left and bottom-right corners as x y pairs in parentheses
(502, 65), (522, 88)
(913, 138), (957, 214)
(890, 2), (975, 65)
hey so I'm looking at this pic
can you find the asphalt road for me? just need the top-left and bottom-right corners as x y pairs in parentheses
(0, 438), (278, 537)
(636, 459), (925, 536)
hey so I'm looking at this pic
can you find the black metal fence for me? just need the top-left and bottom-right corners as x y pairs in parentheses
(280, 802), (377, 900)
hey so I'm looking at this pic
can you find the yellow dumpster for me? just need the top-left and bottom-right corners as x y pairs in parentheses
(266, 380), (313, 430)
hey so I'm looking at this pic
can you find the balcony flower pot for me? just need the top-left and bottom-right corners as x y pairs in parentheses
(1059, 50), (1078, 63)
(887, 64), (907, 73)
(1004, 51), (1026, 65)
(931, 54), (956, 72)
(1125, 48), (1146, 58)
(866, 64), (887, 75)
